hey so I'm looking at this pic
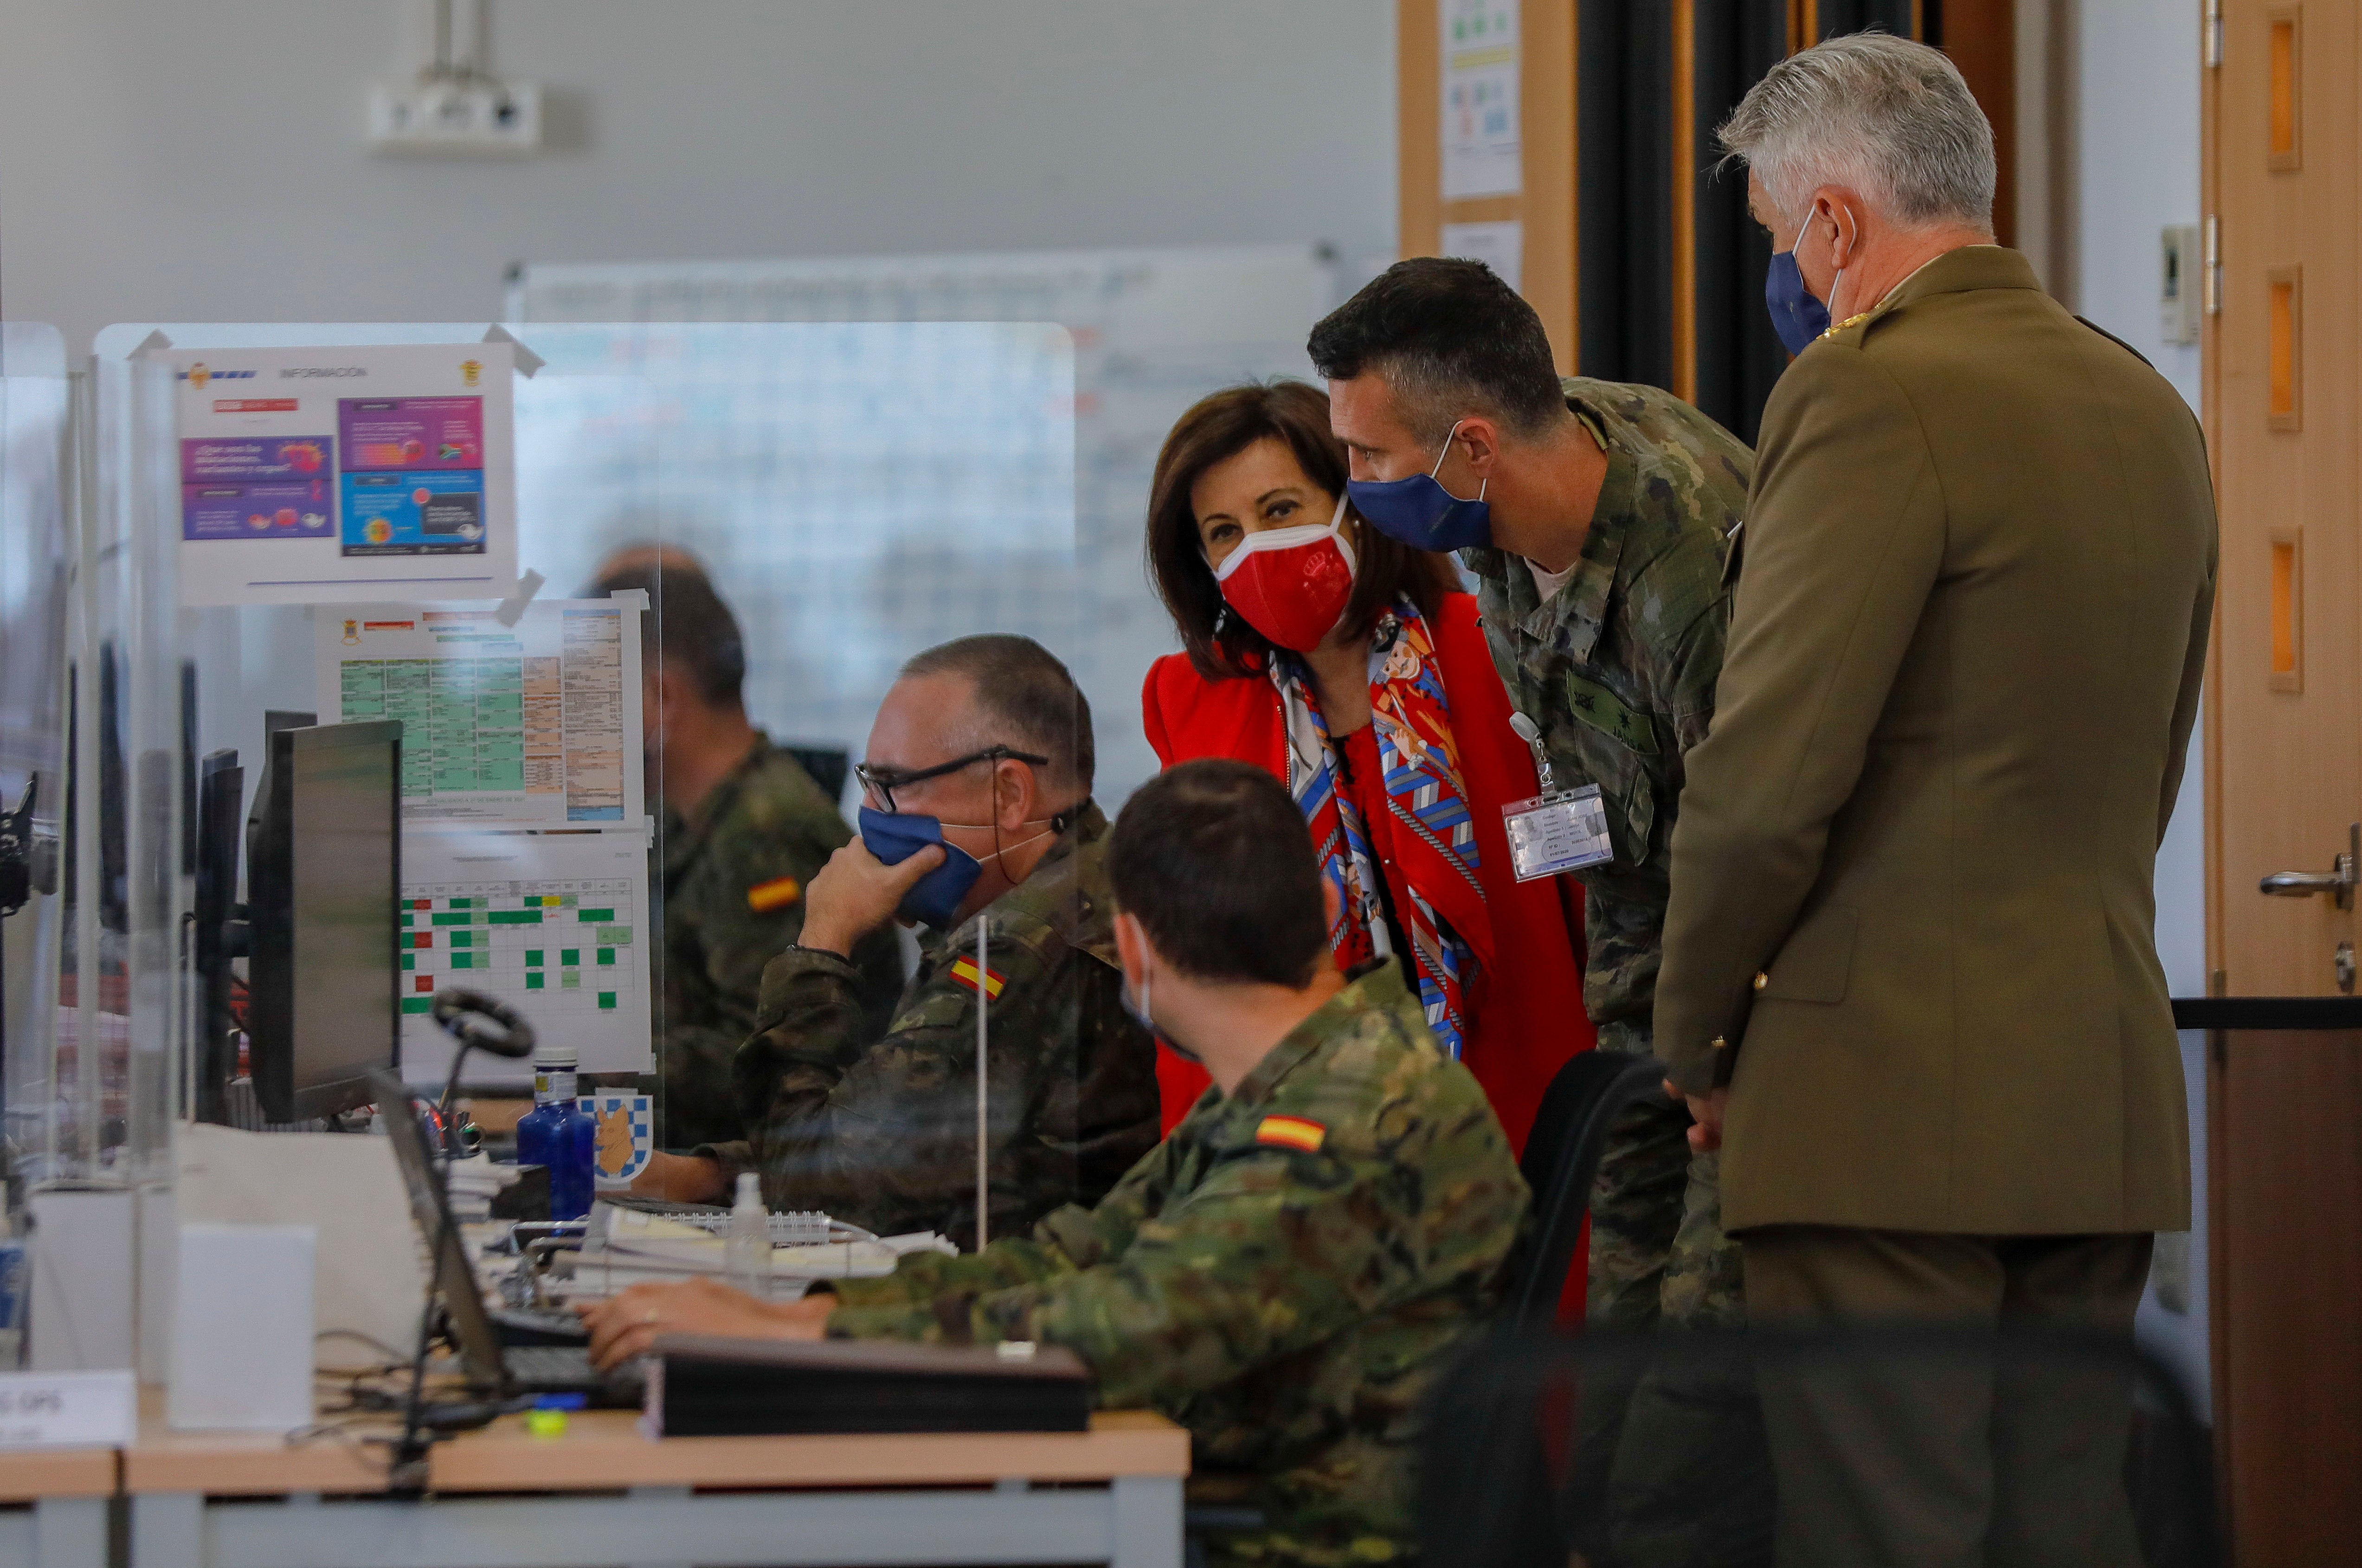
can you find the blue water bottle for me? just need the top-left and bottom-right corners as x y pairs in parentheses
(515, 1042), (595, 1220)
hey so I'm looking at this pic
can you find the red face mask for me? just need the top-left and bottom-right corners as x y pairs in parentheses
(1212, 495), (1359, 653)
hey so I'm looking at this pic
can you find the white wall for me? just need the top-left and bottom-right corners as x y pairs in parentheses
(0, 0), (1398, 355)
(2069, 0), (2211, 1415)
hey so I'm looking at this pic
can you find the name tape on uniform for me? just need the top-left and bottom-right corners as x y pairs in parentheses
(0, 1370), (135, 1450)
(1502, 785), (1614, 881)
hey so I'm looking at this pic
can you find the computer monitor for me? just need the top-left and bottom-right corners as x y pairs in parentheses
(192, 748), (243, 1125)
(246, 720), (401, 1122)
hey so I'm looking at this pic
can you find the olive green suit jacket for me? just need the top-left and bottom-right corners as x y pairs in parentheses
(1656, 246), (2217, 1236)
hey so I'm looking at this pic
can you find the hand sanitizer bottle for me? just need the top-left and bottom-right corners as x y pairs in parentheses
(726, 1172), (769, 1298)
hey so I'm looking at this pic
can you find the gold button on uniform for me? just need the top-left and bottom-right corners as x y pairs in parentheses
(1710, 1036), (1728, 1051)
(1753, 971), (1769, 992)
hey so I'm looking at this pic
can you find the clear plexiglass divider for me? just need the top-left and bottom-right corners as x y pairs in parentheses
(74, 320), (1124, 1370)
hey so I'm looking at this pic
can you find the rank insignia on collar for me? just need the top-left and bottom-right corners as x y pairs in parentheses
(746, 875), (802, 913)
(1255, 1115), (1327, 1152)
(950, 955), (1006, 999)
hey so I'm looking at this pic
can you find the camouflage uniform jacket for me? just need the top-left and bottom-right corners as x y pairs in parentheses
(657, 735), (903, 1149)
(828, 958), (1530, 1567)
(706, 803), (1159, 1250)
(1462, 378), (1752, 1052)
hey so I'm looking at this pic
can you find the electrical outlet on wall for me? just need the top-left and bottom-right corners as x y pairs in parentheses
(368, 78), (541, 156)
(370, 0), (541, 158)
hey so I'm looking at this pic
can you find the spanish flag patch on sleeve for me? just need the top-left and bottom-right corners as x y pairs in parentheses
(745, 875), (802, 914)
(1255, 1115), (1327, 1153)
(949, 955), (1006, 999)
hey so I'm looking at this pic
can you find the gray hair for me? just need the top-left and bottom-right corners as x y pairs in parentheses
(899, 634), (1094, 794)
(1718, 32), (1995, 231)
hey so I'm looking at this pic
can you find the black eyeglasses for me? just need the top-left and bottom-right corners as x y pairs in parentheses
(855, 745), (1049, 813)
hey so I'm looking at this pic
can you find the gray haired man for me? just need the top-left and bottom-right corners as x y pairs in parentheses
(1657, 33), (2215, 1568)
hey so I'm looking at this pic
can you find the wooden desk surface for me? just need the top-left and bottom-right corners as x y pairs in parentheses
(123, 1392), (1187, 1498)
(0, 1446), (116, 1503)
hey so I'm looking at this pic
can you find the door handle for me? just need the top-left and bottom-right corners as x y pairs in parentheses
(2260, 823), (2361, 910)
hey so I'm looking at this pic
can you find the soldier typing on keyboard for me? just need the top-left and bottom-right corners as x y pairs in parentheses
(584, 759), (1530, 1568)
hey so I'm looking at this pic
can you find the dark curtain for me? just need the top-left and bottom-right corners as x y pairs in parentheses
(1816, 0), (1926, 38)
(1577, 0), (1936, 443)
(1576, 0), (1675, 391)
(1691, 0), (1791, 444)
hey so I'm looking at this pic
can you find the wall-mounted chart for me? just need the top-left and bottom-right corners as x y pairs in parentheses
(398, 827), (652, 1080)
(315, 598), (643, 826)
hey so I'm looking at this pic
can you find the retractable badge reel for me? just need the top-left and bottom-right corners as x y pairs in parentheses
(1502, 713), (1615, 882)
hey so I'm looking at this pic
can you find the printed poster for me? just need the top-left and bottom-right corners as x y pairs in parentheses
(313, 598), (644, 827)
(1441, 220), (1525, 292)
(162, 342), (520, 606)
(1441, 0), (1520, 199)
(398, 826), (654, 1082)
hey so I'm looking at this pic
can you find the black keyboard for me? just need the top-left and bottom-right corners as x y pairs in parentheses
(489, 1303), (589, 1346)
(506, 1346), (645, 1407)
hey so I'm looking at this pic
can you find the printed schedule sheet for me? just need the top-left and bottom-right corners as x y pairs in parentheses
(317, 598), (643, 825)
(315, 594), (656, 1078)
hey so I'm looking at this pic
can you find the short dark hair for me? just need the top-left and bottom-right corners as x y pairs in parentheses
(898, 635), (1095, 795)
(1307, 257), (1568, 445)
(586, 555), (747, 708)
(1108, 759), (1326, 989)
(1110, 760), (1332, 991)
(1146, 382), (1463, 681)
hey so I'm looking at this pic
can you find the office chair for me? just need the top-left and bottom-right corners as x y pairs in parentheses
(1504, 1050), (1664, 1330)
(1421, 1325), (2222, 1568)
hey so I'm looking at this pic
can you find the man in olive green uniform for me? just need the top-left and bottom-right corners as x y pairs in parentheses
(586, 556), (901, 1149)
(1315, 258), (1763, 1562)
(1660, 39), (2214, 1566)
(587, 759), (1529, 1568)
(637, 636), (1159, 1249)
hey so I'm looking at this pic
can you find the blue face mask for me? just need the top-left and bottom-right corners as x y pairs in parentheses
(1117, 950), (1199, 1064)
(1765, 212), (1834, 357)
(857, 806), (985, 931)
(1344, 420), (1493, 553)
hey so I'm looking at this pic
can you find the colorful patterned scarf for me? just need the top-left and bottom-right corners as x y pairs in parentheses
(1273, 598), (1496, 1056)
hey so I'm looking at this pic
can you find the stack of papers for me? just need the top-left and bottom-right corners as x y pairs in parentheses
(443, 1155), (522, 1220)
(553, 1208), (957, 1301)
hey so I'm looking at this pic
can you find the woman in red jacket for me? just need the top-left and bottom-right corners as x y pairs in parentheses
(1139, 381), (1592, 1152)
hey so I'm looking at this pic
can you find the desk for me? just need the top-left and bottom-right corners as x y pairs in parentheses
(124, 1396), (1188, 1568)
(0, 1446), (115, 1568)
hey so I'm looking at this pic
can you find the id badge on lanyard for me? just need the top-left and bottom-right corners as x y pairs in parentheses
(1503, 786), (1613, 881)
(1503, 710), (1615, 881)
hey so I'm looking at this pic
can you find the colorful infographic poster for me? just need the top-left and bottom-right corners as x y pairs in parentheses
(180, 435), (335, 541)
(339, 396), (488, 556)
(161, 342), (519, 605)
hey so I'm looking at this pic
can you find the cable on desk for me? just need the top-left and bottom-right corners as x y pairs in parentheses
(316, 1328), (409, 1363)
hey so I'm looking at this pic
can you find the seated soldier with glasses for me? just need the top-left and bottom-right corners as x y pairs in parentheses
(633, 635), (1161, 1249)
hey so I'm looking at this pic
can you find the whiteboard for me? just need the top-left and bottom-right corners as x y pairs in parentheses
(506, 244), (1341, 803)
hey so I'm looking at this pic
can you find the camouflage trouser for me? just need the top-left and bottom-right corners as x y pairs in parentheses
(1568, 1022), (1774, 1568)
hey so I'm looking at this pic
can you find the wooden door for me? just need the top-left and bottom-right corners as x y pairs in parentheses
(2205, 6), (2362, 1566)
(2200, 1011), (2362, 1568)
(2208, 0), (2361, 996)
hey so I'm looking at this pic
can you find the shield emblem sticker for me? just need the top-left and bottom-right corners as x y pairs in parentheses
(580, 1092), (652, 1188)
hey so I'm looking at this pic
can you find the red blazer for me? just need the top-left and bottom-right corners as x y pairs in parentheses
(1141, 592), (1594, 1154)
